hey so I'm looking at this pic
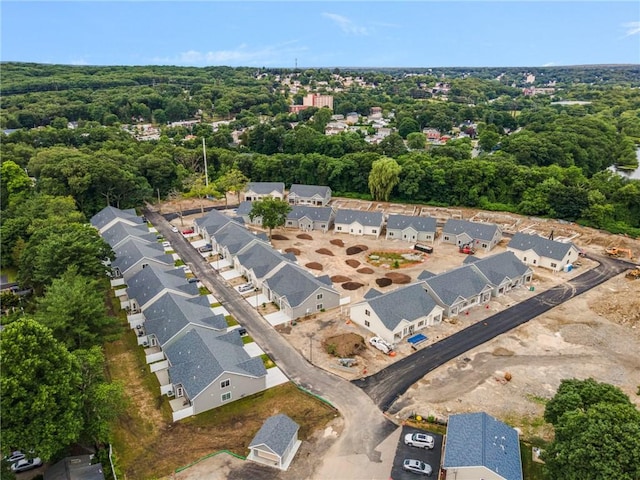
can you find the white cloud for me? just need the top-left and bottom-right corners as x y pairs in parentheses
(322, 12), (369, 36)
(153, 42), (307, 67)
(622, 21), (640, 37)
(542, 62), (556, 67)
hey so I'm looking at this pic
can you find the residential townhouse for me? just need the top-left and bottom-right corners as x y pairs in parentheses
(334, 209), (385, 238)
(441, 219), (503, 252)
(192, 208), (238, 242)
(236, 201), (260, 226)
(122, 265), (199, 313)
(209, 221), (269, 261)
(110, 238), (174, 283)
(165, 328), (267, 422)
(285, 206), (335, 233)
(385, 214), (437, 243)
(262, 263), (340, 320)
(287, 184), (332, 206)
(234, 243), (295, 289)
(101, 222), (158, 250)
(90, 206), (144, 234)
(507, 232), (581, 272)
(350, 283), (444, 344)
(463, 252), (533, 295)
(243, 182), (285, 202)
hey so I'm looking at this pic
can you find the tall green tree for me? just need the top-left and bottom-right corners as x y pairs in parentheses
(368, 157), (402, 201)
(35, 266), (119, 350)
(0, 160), (32, 208)
(1, 319), (83, 461)
(406, 132), (426, 150)
(248, 197), (291, 240)
(214, 168), (249, 207)
(542, 378), (640, 480)
(183, 174), (219, 215)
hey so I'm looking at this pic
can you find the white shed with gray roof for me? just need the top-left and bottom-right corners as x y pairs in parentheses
(350, 283), (444, 344)
(507, 232), (581, 272)
(441, 219), (502, 252)
(285, 205), (335, 232)
(334, 209), (384, 237)
(248, 414), (301, 470)
(287, 184), (332, 206)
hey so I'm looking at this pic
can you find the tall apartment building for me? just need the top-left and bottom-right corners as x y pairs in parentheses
(289, 93), (334, 113)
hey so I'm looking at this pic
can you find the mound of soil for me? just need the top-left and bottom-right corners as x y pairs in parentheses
(346, 246), (364, 255)
(355, 244), (369, 252)
(271, 234), (289, 240)
(305, 262), (323, 271)
(346, 259), (361, 268)
(342, 282), (364, 290)
(357, 267), (374, 274)
(330, 239), (345, 247)
(285, 248), (301, 255)
(331, 275), (352, 283)
(375, 278), (393, 287)
(297, 233), (313, 240)
(385, 272), (412, 284)
(316, 248), (334, 256)
(324, 332), (365, 358)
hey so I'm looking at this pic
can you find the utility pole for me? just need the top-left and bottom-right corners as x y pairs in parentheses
(202, 138), (209, 187)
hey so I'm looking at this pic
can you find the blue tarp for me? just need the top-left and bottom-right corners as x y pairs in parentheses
(407, 333), (427, 344)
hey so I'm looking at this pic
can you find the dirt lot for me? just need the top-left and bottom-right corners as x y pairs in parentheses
(163, 197), (640, 465)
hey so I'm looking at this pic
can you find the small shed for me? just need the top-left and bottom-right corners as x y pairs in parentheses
(247, 414), (301, 470)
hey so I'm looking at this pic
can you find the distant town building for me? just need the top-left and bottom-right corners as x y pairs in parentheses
(289, 94), (334, 113)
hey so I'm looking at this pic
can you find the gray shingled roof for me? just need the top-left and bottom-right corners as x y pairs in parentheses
(166, 328), (266, 400)
(287, 206), (334, 222)
(101, 222), (156, 248)
(364, 283), (440, 330)
(236, 243), (292, 279)
(126, 265), (199, 308)
(288, 184), (331, 199)
(264, 264), (337, 308)
(246, 182), (285, 195)
(443, 412), (523, 480)
(90, 206), (142, 230)
(193, 209), (236, 235)
(363, 288), (383, 300)
(463, 252), (532, 285)
(44, 455), (105, 480)
(112, 239), (173, 276)
(213, 222), (269, 255)
(423, 265), (491, 306)
(236, 201), (253, 216)
(249, 414), (299, 456)
(508, 232), (578, 261)
(442, 219), (501, 242)
(144, 293), (228, 345)
(417, 270), (437, 280)
(386, 214), (437, 232)
(334, 209), (384, 227)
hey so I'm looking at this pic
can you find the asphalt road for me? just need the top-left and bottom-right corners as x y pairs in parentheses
(354, 254), (633, 412)
(143, 207), (397, 465)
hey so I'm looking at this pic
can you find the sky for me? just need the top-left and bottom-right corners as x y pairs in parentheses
(1, 1), (639, 68)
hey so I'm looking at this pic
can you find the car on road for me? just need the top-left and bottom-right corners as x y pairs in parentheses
(238, 283), (254, 293)
(11, 458), (43, 473)
(162, 241), (171, 247)
(404, 432), (435, 449)
(402, 459), (432, 476)
(171, 226), (178, 233)
(369, 337), (393, 354)
(187, 277), (199, 283)
(5, 451), (26, 464)
(182, 228), (194, 235)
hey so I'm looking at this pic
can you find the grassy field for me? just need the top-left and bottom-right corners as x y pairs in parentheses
(105, 328), (338, 479)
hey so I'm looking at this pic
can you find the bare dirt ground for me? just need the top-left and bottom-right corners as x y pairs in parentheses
(162, 197), (640, 476)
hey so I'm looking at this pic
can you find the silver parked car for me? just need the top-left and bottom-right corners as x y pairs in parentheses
(403, 459), (432, 476)
(11, 458), (42, 473)
(404, 432), (435, 449)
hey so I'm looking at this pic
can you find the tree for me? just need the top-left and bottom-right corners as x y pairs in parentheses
(368, 157), (401, 201)
(248, 197), (291, 240)
(35, 266), (119, 350)
(0, 160), (32, 208)
(214, 168), (249, 207)
(542, 378), (640, 480)
(183, 174), (219, 215)
(1, 319), (83, 461)
(378, 133), (408, 158)
(406, 132), (426, 150)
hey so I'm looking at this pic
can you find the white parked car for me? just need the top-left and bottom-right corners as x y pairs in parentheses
(11, 458), (42, 473)
(5, 451), (26, 464)
(171, 226), (178, 233)
(404, 432), (435, 449)
(238, 283), (254, 293)
(403, 459), (432, 476)
(369, 337), (393, 354)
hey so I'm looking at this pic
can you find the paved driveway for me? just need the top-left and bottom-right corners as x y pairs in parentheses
(391, 426), (443, 480)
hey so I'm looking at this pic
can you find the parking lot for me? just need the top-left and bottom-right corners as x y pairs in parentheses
(390, 426), (443, 479)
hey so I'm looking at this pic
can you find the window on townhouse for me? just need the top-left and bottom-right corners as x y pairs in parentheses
(482, 243), (487, 248)
(364, 320), (370, 327)
(337, 226), (342, 231)
(316, 303), (323, 310)
(551, 262), (557, 268)
(365, 309), (370, 316)
(389, 232), (394, 237)
(444, 236), (449, 241)
(372, 229), (376, 234)
(418, 320), (424, 327)
(221, 392), (231, 402)
(220, 379), (230, 388)
(317, 293), (323, 300)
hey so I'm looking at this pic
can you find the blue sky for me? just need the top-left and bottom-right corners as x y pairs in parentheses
(2, 2), (639, 68)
